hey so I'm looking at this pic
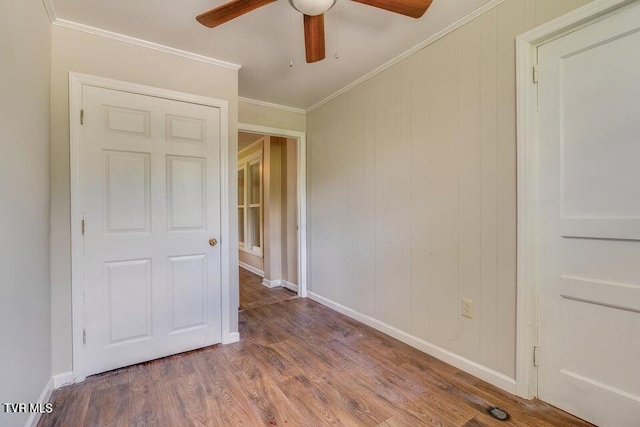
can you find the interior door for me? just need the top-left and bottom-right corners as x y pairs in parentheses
(81, 85), (222, 376)
(536, 3), (640, 426)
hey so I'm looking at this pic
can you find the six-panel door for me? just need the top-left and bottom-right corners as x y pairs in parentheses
(81, 85), (222, 376)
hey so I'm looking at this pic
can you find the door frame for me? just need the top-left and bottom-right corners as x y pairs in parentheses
(237, 122), (308, 299)
(515, 0), (639, 399)
(69, 72), (233, 382)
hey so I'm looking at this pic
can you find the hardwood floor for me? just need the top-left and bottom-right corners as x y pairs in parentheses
(39, 298), (592, 427)
(239, 267), (297, 311)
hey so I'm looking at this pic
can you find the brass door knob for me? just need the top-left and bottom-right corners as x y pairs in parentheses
(209, 238), (218, 247)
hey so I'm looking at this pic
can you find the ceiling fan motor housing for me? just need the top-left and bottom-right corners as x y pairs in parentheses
(289, 0), (338, 16)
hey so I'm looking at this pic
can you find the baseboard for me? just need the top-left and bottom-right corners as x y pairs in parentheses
(222, 332), (240, 344)
(25, 377), (54, 427)
(52, 371), (74, 389)
(239, 262), (264, 277)
(281, 280), (299, 293)
(308, 292), (517, 395)
(262, 278), (282, 289)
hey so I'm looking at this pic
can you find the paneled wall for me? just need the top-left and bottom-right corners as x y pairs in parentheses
(307, 0), (591, 381)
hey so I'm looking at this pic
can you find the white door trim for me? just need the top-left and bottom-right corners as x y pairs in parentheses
(237, 122), (308, 299)
(69, 72), (232, 382)
(515, 0), (640, 399)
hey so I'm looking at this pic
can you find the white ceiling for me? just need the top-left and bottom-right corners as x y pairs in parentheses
(51, 0), (492, 110)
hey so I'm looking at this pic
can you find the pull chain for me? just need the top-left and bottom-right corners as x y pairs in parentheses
(289, 7), (294, 67)
(334, 2), (340, 59)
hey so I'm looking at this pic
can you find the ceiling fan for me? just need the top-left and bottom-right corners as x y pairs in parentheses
(196, 0), (434, 63)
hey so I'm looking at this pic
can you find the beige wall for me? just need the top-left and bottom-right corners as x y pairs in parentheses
(307, 0), (591, 380)
(264, 137), (285, 281)
(238, 131), (263, 151)
(239, 101), (306, 132)
(239, 251), (264, 272)
(265, 137), (298, 285)
(0, 1), (51, 426)
(282, 139), (298, 285)
(50, 25), (239, 375)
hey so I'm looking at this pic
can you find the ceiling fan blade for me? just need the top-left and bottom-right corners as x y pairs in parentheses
(350, 0), (433, 18)
(197, 0), (276, 28)
(304, 14), (326, 63)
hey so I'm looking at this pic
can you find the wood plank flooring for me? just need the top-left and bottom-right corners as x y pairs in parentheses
(240, 267), (297, 311)
(39, 298), (592, 426)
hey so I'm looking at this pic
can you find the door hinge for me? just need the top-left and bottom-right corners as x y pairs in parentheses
(533, 65), (540, 84)
(533, 346), (540, 366)
(81, 219), (85, 235)
(82, 328), (87, 345)
(80, 109), (84, 125)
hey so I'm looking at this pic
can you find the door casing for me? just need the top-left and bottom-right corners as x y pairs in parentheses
(69, 72), (234, 383)
(515, 0), (640, 399)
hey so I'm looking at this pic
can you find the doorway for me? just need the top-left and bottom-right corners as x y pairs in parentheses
(236, 123), (308, 311)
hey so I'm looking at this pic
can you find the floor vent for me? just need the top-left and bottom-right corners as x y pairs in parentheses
(488, 407), (510, 421)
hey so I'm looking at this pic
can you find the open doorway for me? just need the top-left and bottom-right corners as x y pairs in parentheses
(237, 131), (300, 311)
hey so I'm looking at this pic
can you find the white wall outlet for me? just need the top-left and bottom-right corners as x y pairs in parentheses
(462, 299), (473, 319)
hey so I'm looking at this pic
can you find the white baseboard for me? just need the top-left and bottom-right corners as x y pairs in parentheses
(239, 262), (264, 277)
(281, 280), (299, 293)
(307, 292), (517, 395)
(262, 278), (282, 288)
(25, 377), (54, 427)
(52, 371), (74, 389)
(222, 332), (240, 344)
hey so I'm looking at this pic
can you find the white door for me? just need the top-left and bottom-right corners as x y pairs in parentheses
(81, 85), (222, 376)
(536, 3), (640, 426)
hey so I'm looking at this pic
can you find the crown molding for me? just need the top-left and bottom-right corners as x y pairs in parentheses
(42, 0), (509, 111)
(305, 0), (506, 114)
(239, 97), (306, 115)
(53, 19), (241, 71)
(42, 0), (58, 23)
(41, 0), (241, 71)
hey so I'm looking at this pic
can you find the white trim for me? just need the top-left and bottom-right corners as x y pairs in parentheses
(69, 72), (232, 382)
(52, 19), (241, 71)
(262, 278), (282, 289)
(239, 262), (264, 277)
(52, 371), (74, 389)
(41, 0), (57, 23)
(238, 123), (308, 298)
(515, 0), (639, 400)
(25, 378), (54, 427)
(222, 332), (240, 345)
(308, 292), (517, 394)
(281, 280), (299, 293)
(239, 97), (306, 115)
(305, 0), (506, 113)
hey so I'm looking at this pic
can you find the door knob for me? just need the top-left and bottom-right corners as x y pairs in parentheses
(209, 238), (218, 247)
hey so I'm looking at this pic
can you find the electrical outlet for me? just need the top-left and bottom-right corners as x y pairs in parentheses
(462, 299), (473, 319)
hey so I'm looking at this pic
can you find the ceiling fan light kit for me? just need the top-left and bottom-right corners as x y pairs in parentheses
(197, 0), (434, 63)
(289, 0), (338, 16)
